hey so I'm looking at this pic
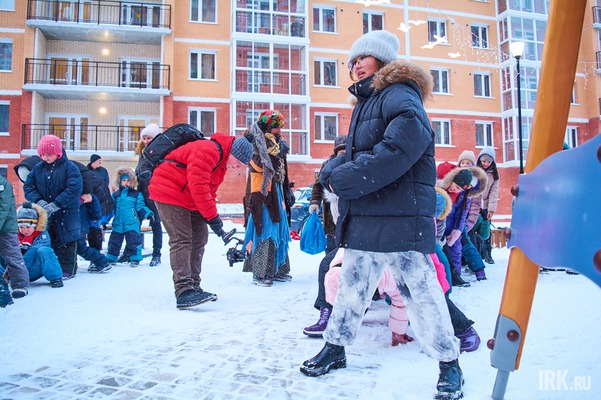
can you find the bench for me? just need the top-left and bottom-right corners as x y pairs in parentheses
(103, 225), (154, 249)
(490, 228), (507, 248)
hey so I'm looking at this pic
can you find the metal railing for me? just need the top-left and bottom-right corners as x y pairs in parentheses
(27, 0), (171, 29)
(22, 124), (146, 153)
(24, 58), (170, 90)
(593, 6), (601, 24)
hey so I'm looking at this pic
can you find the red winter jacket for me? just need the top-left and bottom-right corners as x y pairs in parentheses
(148, 133), (234, 220)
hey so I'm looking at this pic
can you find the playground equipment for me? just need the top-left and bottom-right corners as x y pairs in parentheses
(489, 1), (599, 399)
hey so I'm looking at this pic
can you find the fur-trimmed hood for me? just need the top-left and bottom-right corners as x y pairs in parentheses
(435, 187), (452, 221)
(112, 166), (138, 191)
(349, 60), (433, 107)
(436, 166), (488, 199)
(134, 139), (145, 156)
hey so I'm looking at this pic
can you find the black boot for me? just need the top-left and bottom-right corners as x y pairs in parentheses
(483, 240), (495, 264)
(300, 342), (346, 377)
(450, 268), (470, 287)
(436, 359), (464, 400)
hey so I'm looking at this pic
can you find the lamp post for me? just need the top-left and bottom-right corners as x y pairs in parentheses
(510, 41), (525, 174)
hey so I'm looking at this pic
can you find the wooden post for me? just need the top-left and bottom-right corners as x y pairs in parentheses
(491, 1), (587, 399)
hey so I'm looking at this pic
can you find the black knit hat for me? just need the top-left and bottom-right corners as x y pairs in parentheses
(90, 154), (101, 164)
(334, 135), (347, 154)
(17, 202), (39, 227)
(453, 168), (473, 190)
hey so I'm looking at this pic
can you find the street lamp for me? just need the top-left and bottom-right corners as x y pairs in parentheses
(510, 41), (525, 174)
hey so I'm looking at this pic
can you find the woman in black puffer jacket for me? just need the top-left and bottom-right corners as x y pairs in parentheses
(300, 30), (463, 400)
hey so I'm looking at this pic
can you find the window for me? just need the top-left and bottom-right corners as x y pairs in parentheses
(314, 114), (338, 141)
(431, 119), (451, 146)
(190, 50), (216, 80)
(471, 25), (489, 48)
(476, 122), (493, 147)
(189, 108), (216, 136)
(571, 84), (577, 104)
(0, 102), (8, 135)
(474, 72), (492, 97)
(431, 68), (449, 94)
(191, 0), (216, 23)
(363, 11), (383, 33)
(428, 19), (446, 42)
(0, 39), (12, 71)
(313, 6), (336, 33)
(314, 59), (337, 87)
(0, 0), (14, 10)
(565, 127), (578, 148)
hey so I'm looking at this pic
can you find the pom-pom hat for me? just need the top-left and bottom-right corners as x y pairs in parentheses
(17, 202), (39, 227)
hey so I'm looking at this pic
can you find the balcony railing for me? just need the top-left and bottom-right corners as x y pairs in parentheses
(27, 0), (171, 29)
(24, 58), (170, 90)
(594, 7), (601, 25)
(22, 124), (149, 153)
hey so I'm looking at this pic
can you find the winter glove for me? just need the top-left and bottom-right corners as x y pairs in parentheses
(309, 203), (319, 214)
(447, 229), (462, 247)
(147, 214), (156, 225)
(43, 202), (60, 217)
(391, 333), (415, 346)
(20, 243), (31, 255)
(37, 199), (49, 208)
(207, 216), (225, 238)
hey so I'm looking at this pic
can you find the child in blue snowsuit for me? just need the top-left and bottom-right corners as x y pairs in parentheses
(0, 202), (63, 288)
(107, 167), (153, 267)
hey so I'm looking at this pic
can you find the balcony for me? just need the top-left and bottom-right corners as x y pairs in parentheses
(24, 58), (170, 101)
(22, 124), (148, 153)
(26, 0), (171, 44)
(594, 7), (601, 27)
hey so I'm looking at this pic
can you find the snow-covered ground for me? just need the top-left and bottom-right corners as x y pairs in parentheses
(1, 218), (599, 400)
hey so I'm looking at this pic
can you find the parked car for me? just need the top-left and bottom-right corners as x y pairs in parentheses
(289, 186), (315, 233)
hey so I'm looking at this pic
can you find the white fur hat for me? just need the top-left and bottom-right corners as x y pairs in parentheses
(140, 123), (160, 140)
(349, 30), (400, 65)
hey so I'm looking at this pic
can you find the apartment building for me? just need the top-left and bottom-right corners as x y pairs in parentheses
(1, 0), (598, 219)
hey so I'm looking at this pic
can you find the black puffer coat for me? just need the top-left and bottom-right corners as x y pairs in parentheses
(320, 61), (436, 253)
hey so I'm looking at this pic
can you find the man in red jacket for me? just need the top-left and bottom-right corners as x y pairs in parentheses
(149, 133), (253, 309)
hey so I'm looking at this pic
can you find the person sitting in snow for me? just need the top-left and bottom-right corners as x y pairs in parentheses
(106, 167), (154, 268)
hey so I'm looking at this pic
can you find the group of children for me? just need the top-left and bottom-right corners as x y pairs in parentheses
(0, 133), (158, 306)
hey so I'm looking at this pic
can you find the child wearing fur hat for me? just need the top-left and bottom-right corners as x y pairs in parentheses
(0, 175), (30, 298)
(106, 167), (154, 268)
(14, 202), (63, 288)
(24, 135), (83, 279)
(135, 123), (163, 267)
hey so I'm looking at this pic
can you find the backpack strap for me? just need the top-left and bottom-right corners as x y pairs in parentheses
(211, 140), (223, 172)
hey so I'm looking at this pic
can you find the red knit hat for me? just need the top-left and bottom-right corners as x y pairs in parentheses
(37, 135), (63, 157)
(437, 161), (457, 179)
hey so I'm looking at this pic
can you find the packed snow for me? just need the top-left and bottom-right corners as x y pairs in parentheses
(1, 217), (599, 399)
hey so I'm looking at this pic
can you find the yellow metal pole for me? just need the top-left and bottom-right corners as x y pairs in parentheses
(491, 1), (587, 398)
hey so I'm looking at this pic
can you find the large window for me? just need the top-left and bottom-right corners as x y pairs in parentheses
(0, 39), (12, 71)
(314, 113), (338, 141)
(363, 10), (383, 33)
(431, 68), (449, 94)
(474, 72), (492, 97)
(0, 0), (14, 11)
(191, 0), (216, 23)
(190, 50), (216, 80)
(189, 108), (216, 136)
(313, 6), (336, 33)
(0, 102), (8, 135)
(428, 19), (446, 42)
(476, 122), (493, 147)
(471, 24), (489, 48)
(431, 119), (451, 146)
(314, 59), (337, 87)
(233, 101), (308, 156)
(235, 1), (306, 38)
(234, 41), (307, 95)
